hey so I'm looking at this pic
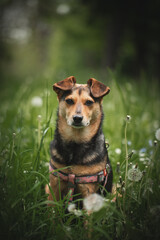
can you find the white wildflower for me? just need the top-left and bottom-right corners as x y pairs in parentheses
(155, 128), (160, 141)
(31, 96), (43, 107)
(83, 193), (105, 213)
(115, 148), (121, 154)
(128, 168), (142, 182)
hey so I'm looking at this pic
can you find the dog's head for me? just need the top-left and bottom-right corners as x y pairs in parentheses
(53, 76), (110, 129)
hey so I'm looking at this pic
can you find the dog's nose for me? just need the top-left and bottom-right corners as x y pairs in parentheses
(73, 115), (83, 124)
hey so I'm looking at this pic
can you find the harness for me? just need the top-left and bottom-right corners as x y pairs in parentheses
(49, 161), (110, 202)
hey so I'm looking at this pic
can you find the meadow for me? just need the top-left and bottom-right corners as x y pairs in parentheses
(0, 70), (160, 239)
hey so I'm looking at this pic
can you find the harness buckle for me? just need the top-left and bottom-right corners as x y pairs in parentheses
(103, 168), (107, 177)
(97, 173), (104, 183)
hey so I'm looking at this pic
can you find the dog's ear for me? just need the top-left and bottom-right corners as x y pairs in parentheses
(87, 78), (110, 98)
(53, 76), (76, 99)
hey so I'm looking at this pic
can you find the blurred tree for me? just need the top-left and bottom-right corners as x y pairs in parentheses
(81, 0), (160, 77)
(0, 0), (160, 79)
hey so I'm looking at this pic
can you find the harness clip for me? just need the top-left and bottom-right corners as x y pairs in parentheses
(103, 168), (107, 177)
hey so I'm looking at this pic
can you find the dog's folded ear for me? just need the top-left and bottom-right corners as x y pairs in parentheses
(53, 76), (76, 99)
(87, 78), (110, 98)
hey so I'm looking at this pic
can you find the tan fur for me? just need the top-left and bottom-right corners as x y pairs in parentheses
(58, 114), (102, 143)
(47, 77), (110, 204)
(58, 87), (102, 143)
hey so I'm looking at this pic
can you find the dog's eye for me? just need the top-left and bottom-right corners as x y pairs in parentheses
(65, 99), (74, 105)
(85, 100), (94, 106)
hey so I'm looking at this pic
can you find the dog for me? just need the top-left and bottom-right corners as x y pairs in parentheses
(46, 76), (113, 207)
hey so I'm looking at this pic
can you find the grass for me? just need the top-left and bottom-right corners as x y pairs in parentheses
(0, 72), (160, 240)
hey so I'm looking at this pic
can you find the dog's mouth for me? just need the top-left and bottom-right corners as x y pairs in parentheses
(66, 119), (90, 128)
(72, 122), (85, 128)
(71, 120), (90, 128)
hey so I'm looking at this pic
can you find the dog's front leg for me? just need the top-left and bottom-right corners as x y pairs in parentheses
(46, 174), (62, 202)
(78, 183), (99, 198)
(78, 183), (99, 214)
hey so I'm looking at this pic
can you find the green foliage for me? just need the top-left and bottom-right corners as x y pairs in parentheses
(0, 71), (160, 240)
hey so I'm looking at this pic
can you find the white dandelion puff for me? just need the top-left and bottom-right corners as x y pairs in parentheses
(56, 4), (70, 15)
(68, 203), (83, 216)
(155, 128), (160, 141)
(31, 96), (43, 107)
(128, 168), (143, 182)
(115, 148), (121, 154)
(68, 203), (76, 213)
(73, 209), (83, 217)
(83, 193), (105, 213)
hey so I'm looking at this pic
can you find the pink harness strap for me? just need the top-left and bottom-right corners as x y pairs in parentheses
(49, 161), (110, 202)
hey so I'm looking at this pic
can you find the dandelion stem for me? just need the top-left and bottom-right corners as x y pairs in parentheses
(123, 119), (129, 211)
(9, 133), (16, 164)
(125, 122), (128, 189)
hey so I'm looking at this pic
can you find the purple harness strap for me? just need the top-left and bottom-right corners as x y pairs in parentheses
(49, 161), (110, 202)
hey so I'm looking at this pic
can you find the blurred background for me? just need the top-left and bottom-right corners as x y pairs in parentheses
(0, 0), (160, 89)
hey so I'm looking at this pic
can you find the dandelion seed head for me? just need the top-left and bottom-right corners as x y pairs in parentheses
(115, 148), (121, 154)
(83, 193), (105, 212)
(128, 168), (142, 182)
(68, 203), (76, 213)
(31, 96), (43, 107)
(73, 209), (83, 216)
(56, 4), (70, 15)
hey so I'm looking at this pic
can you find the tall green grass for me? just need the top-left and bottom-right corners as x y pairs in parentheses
(0, 74), (160, 240)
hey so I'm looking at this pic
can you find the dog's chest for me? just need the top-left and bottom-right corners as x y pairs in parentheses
(51, 131), (106, 165)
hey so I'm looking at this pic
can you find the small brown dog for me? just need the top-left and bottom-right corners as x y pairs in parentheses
(46, 76), (113, 205)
